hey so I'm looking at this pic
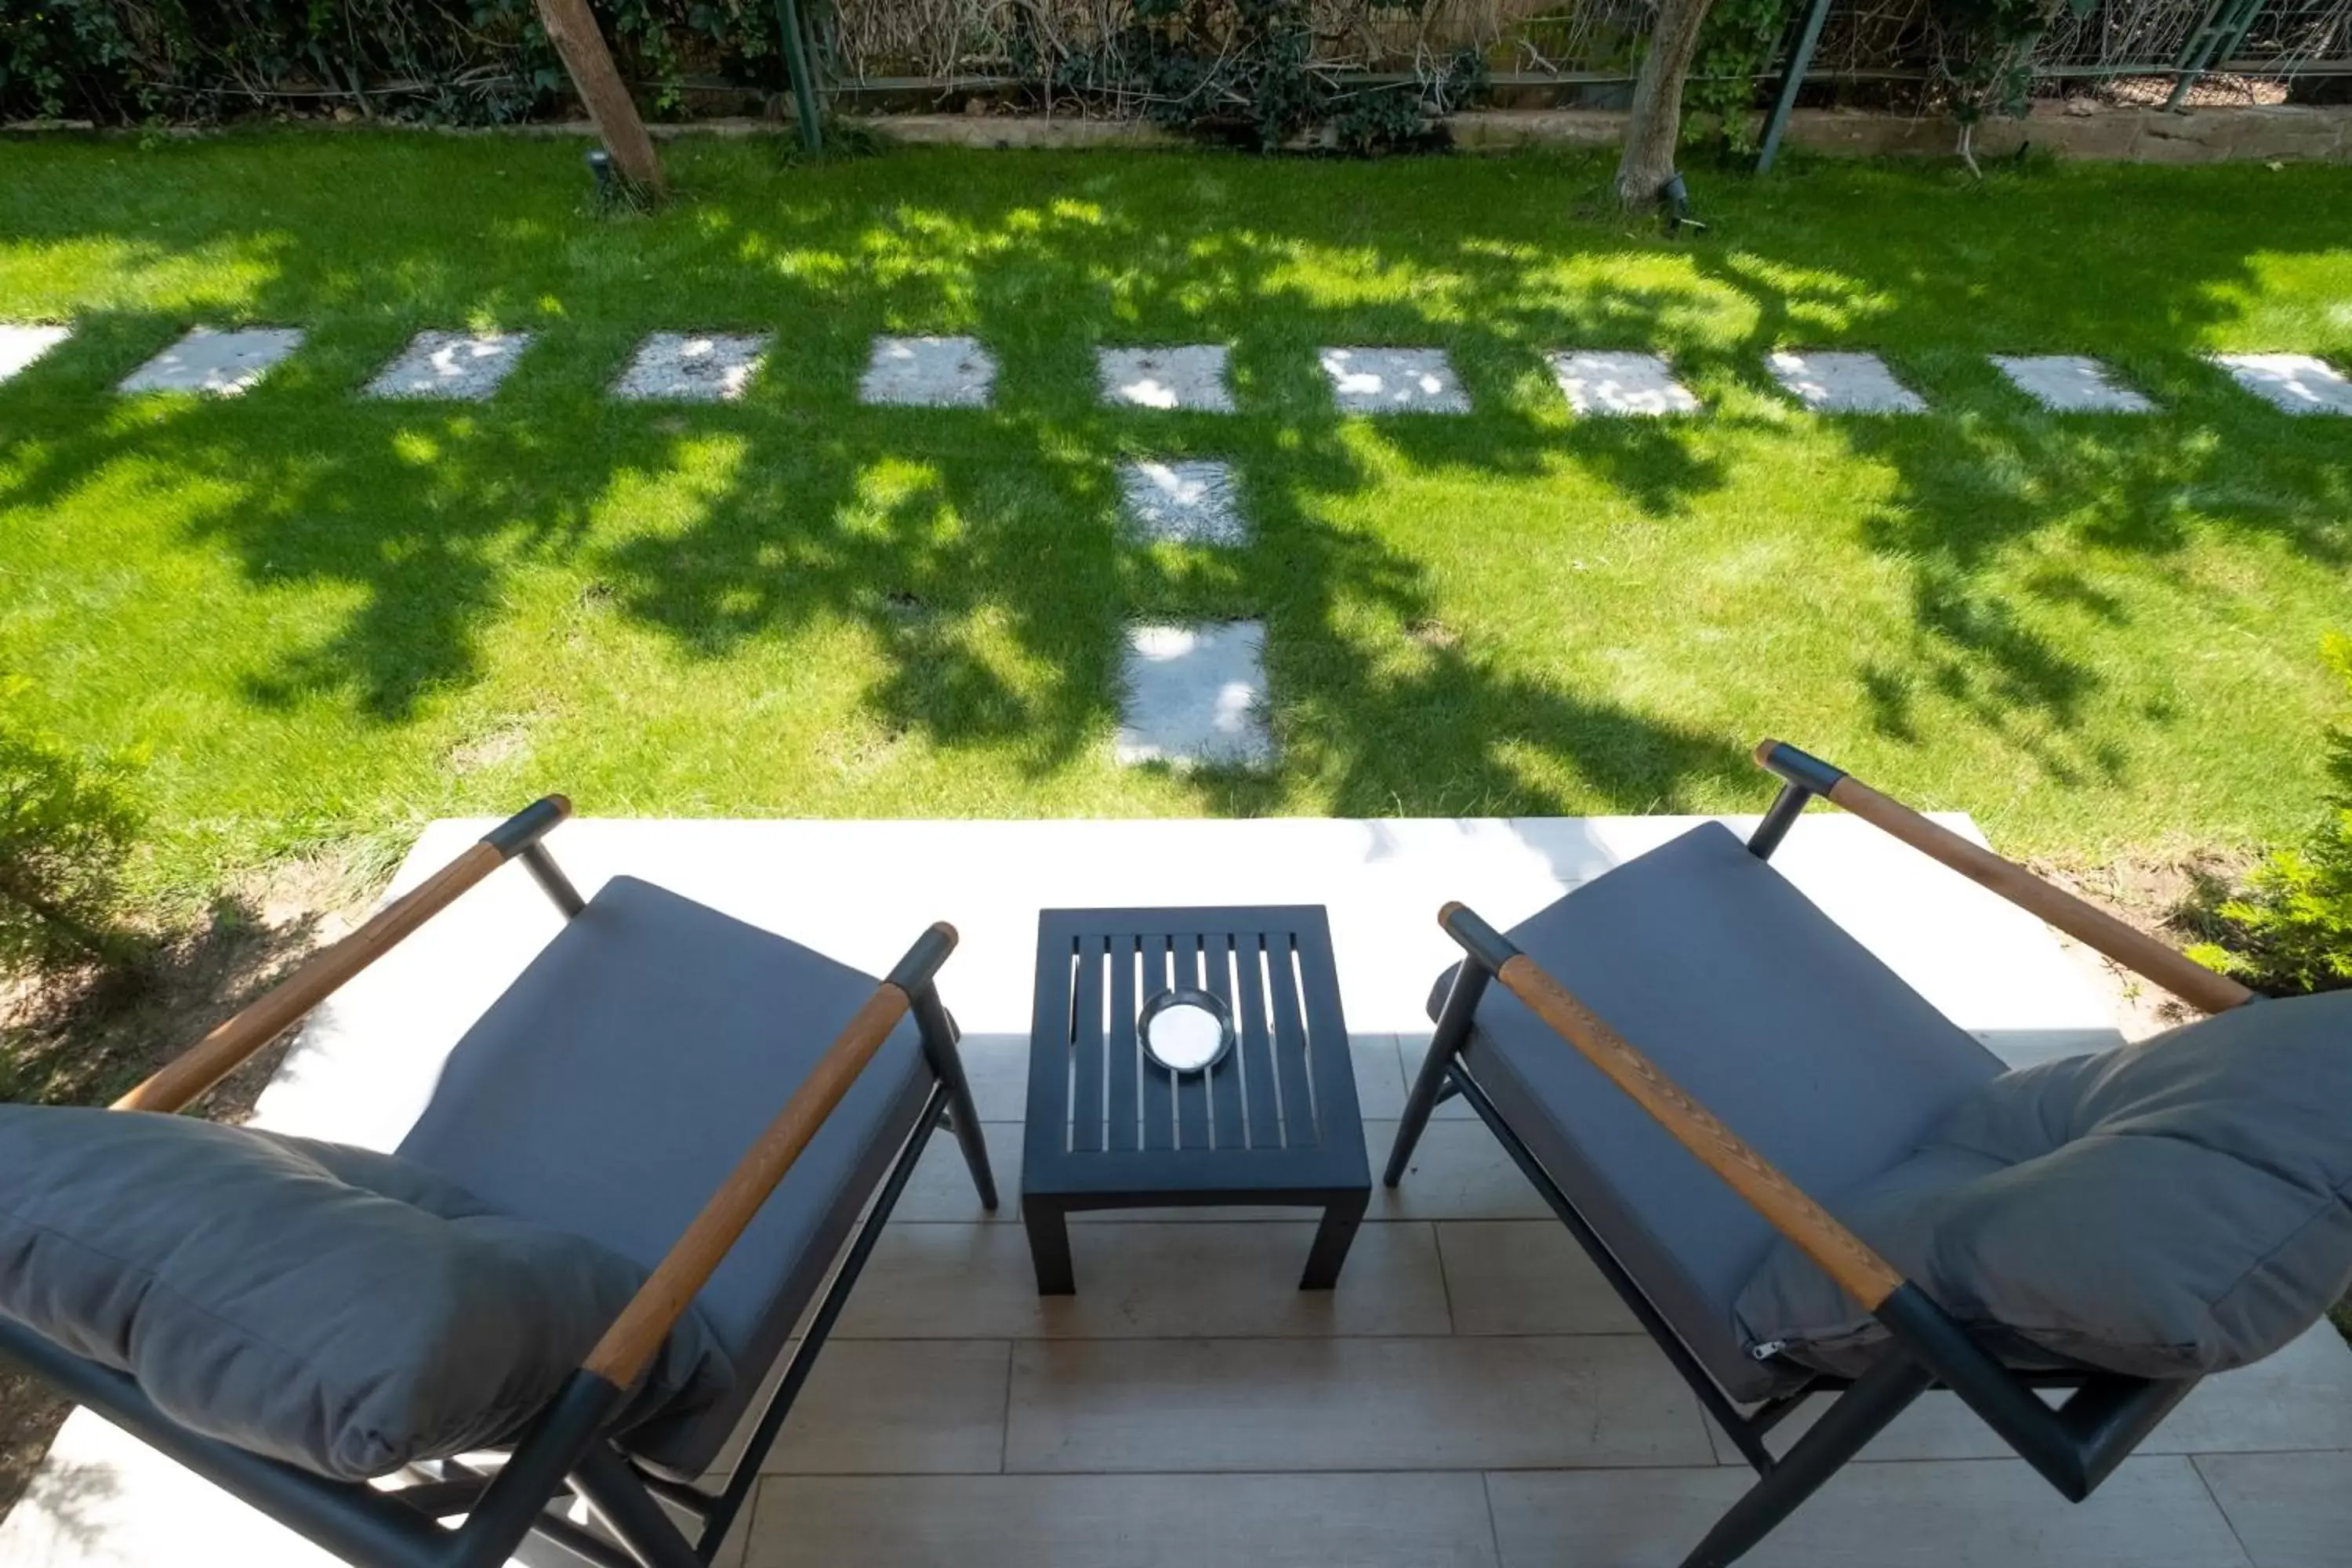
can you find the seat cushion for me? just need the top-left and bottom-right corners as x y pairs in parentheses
(0, 1106), (728, 1481)
(1737, 990), (2352, 1381)
(1428, 822), (2002, 1401)
(396, 876), (935, 1478)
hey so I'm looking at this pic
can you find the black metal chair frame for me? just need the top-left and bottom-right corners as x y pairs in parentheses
(0, 799), (999, 1568)
(1385, 742), (2249, 1568)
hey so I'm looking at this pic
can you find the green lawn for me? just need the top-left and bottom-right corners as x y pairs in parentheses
(1, 132), (2348, 899)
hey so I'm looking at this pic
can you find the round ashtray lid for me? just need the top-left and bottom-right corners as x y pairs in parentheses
(1138, 987), (1235, 1074)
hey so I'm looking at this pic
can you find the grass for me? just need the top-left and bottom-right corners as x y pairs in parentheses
(1, 131), (2349, 901)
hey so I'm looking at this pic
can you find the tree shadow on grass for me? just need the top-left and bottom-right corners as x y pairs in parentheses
(3, 138), (2349, 837)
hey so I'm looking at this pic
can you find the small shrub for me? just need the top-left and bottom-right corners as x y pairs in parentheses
(0, 686), (142, 971)
(2187, 634), (2352, 996)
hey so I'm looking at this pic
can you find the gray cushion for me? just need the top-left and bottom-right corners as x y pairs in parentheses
(0, 1106), (728, 1481)
(1737, 990), (2352, 1381)
(397, 876), (935, 1479)
(1426, 822), (2003, 1401)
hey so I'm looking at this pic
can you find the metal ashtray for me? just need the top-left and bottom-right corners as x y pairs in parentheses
(1138, 986), (1235, 1074)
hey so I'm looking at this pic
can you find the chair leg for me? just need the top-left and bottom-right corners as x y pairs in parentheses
(1679, 1353), (1933, 1568)
(911, 986), (999, 1210)
(568, 1446), (702, 1568)
(1385, 962), (1489, 1186)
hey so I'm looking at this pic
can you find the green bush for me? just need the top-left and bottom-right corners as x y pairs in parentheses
(0, 686), (141, 971)
(0, 1), (780, 125)
(2188, 634), (2352, 996)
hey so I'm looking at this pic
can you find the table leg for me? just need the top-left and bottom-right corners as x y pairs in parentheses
(1300, 1190), (1368, 1290)
(1023, 1196), (1076, 1295)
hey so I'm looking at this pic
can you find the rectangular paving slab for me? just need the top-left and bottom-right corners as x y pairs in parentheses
(612, 332), (770, 402)
(365, 330), (533, 401)
(1991, 354), (2152, 412)
(862, 335), (996, 408)
(1548, 351), (1700, 416)
(1116, 621), (1272, 771)
(1767, 350), (1926, 413)
(119, 327), (303, 396)
(1098, 346), (1234, 412)
(1319, 347), (1470, 414)
(1120, 459), (1247, 546)
(2211, 352), (2352, 415)
(0, 325), (71, 384)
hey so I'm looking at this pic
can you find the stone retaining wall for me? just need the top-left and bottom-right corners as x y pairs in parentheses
(862, 103), (2352, 162)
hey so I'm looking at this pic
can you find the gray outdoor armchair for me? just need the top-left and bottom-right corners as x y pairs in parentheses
(1388, 740), (2351, 1568)
(0, 797), (998, 1568)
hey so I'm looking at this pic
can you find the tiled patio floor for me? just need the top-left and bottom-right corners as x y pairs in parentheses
(4, 815), (2347, 1566)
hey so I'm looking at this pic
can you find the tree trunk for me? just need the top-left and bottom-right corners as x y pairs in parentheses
(534, 0), (669, 199)
(1614, 0), (1718, 212)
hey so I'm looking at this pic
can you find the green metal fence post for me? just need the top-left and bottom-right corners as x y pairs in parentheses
(1756, 0), (1838, 173)
(775, 0), (826, 153)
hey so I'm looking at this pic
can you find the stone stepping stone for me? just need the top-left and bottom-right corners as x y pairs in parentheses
(861, 335), (996, 408)
(0, 325), (71, 385)
(613, 332), (770, 402)
(1099, 346), (1235, 412)
(120, 327), (303, 396)
(1120, 460), (1247, 546)
(1991, 354), (2152, 413)
(1116, 621), (1273, 771)
(1766, 350), (1926, 413)
(1319, 347), (1470, 414)
(1548, 351), (1700, 417)
(2210, 353), (2352, 416)
(365, 331), (532, 401)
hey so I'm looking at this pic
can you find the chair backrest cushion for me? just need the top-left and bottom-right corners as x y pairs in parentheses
(0, 1105), (732, 1480)
(1737, 990), (2352, 1380)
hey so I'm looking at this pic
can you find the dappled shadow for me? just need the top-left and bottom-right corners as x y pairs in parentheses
(2, 135), (2348, 843)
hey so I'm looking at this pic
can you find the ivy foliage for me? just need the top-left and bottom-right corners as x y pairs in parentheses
(1018, 0), (1486, 153)
(1682, 0), (1791, 156)
(0, 1), (782, 125)
(1933, 0), (2096, 123)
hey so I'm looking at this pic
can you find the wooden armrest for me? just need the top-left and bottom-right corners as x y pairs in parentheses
(583, 922), (958, 1391)
(1440, 903), (1905, 1312)
(1754, 739), (2256, 1016)
(111, 797), (575, 1115)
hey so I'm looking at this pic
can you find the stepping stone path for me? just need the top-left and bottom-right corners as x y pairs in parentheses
(2210, 353), (2352, 416)
(1767, 350), (1926, 414)
(121, 327), (304, 396)
(365, 331), (532, 401)
(1319, 347), (1469, 415)
(0, 325), (70, 384)
(1548, 351), (1700, 417)
(1099, 346), (1235, 412)
(861, 335), (996, 408)
(1116, 621), (1273, 771)
(1991, 354), (2151, 413)
(614, 332), (769, 402)
(1120, 460), (1247, 546)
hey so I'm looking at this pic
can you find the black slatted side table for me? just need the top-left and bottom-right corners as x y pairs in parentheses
(1021, 905), (1369, 1294)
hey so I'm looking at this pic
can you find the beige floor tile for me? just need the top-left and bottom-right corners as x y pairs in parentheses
(1006, 1335), (1711, 1472)
(840, 1221), (1451, 1338)
(1369, 1118), (1548, 1220)
(895, 1122), (1022, 1222)
(1706, 1325), (2352, 1465)
(1488, 1455), (2250, 1568)
(1396, 1030), (1479, 1119)
(1439, 1220), (1640, 1334)
(742, 1472), (1500, 1567)
(956, 1033), (1033, 1122)
(2195, 1450), (2352, 1568)
(1352, 1033), (1410, 1118)
(757, 1340), (1011, 1475)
